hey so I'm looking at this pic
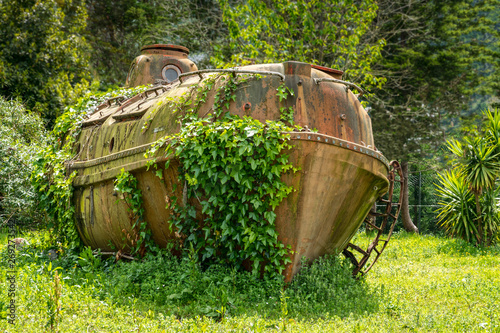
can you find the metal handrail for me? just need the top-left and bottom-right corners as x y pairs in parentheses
(141, 85), (168, 98)
(178, 69), (285, 83)
(105, 95), (126, 107)
(314, 78), (365, 96)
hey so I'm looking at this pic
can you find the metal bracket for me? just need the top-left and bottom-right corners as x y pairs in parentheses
(314, 78), (365, 97)
(142, 86), (168, 98)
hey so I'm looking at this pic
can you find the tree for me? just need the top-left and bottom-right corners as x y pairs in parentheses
(369, 0), (499, 232)
(85, 0), (154, 86)
(85, 0), (224, 86)
(144, 0), (225, 69)
(0, 0), (91, 126)
(214, 0), (386, 90)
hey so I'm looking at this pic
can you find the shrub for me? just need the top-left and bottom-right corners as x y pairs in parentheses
(437, 108), (500, 246)
(436, 170), (478, 243)
(0, 97), (48, 226)
(104, 250), (377, 320)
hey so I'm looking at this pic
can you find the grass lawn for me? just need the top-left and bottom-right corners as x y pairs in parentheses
(1, 231), (499, 332)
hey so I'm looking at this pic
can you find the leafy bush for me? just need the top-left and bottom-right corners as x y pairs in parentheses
(146, 75), (297, 276)
(0, 97), (48, 226)
(161, 116), (295, 276)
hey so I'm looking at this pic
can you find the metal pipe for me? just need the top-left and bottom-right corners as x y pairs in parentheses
(178, 69), (286, 83)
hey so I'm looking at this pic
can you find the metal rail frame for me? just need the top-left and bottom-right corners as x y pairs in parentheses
(178, 69), (285, 83)
(343, 160), (404, 277)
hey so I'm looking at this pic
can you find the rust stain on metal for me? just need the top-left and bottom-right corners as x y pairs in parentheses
(68, 46), (396, 280)
(311, 64), (343, 79)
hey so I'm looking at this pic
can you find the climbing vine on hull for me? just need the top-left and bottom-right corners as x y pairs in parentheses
(114, 169), (157, 257)
(147, 74), (298, 276)
(150, 117), (296, 276)
(31, 85), (150, 249)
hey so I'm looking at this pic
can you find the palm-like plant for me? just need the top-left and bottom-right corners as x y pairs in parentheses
(446, 136), (500, 244)
(480, 186), (500, 246)
(436, 170), (477, 243)
(439, 109), (500, 244)
(447, 137), (499, 191)
(484, 107), (500, 152)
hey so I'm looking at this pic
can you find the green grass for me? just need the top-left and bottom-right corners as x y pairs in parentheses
(1, 230), (499, 332)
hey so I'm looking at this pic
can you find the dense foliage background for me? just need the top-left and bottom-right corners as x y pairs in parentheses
(0, 98), (47, 226)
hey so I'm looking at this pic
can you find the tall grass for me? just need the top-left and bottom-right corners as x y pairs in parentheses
(1, 230), (499, 332)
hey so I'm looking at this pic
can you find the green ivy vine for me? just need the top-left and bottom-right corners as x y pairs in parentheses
(31, 85), (150, 249)
(114, 168), (157, 257)
(32, 72), (299, 273)
(276, 83), (295, 125)
(146, 74), (298, 276)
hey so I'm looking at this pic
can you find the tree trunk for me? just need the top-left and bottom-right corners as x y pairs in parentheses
(401, 161), (419, 233)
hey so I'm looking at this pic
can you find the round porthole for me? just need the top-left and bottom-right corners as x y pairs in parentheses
(161, 65), (181, 83)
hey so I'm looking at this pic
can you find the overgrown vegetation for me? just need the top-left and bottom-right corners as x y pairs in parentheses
(31, 85), (149, 249)
(155, 117), (295, 276)
(1, 231), (499, 332)
(0, 0), (91, 126)
(143, 74), (297, 276)
(114, 169), (157, 257)
(0, 98), (48, 226)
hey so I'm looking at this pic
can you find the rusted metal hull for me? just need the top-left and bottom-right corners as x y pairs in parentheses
(68, 54), (390, 280)
(277, 134), (388, 280)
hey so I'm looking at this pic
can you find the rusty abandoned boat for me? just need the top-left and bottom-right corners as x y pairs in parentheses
(67, 44), (403, 280)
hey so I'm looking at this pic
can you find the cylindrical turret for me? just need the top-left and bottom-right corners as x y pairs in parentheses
(126, 44), (198, 87)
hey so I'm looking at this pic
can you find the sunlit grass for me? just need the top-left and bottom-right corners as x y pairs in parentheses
(1, 230), (499, 332)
